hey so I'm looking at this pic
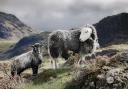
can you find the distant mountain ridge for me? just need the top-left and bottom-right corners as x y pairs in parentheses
(0, 12), (38, 40)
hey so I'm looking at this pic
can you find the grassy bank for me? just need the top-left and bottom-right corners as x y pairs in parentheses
(17, 69), (72, 89)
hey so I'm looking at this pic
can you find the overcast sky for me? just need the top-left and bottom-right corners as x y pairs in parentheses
(0, 0), (128, 31)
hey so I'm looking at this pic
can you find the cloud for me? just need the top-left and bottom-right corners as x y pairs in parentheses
(0, 0), (128, 31)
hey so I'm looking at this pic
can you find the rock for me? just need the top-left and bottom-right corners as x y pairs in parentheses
(106, 77), (114, 84)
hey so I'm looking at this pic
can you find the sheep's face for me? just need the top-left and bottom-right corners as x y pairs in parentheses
(32, 44), (42, 54)
(79, 27), (92, 42)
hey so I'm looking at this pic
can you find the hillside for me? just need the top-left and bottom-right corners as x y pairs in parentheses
(0, 31), (50, 59)
(0, 12), (38, 40)
(95, 13), (128, 46)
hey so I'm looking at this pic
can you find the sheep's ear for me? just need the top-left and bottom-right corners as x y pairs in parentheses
(91, 33), (95, 40)
(90, 26), (96, 40)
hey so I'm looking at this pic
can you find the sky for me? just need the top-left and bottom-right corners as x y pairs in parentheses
(0, 0), (128, 31)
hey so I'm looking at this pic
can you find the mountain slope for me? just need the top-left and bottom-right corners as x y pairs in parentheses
(0, 32), (50, 59)
(95, 13), (128, 46)
(0, 12), (37, 40)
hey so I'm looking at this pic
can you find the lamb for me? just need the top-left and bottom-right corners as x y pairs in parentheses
(11, 43), (43, 76)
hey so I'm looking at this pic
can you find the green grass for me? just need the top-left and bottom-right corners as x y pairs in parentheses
(17, 69), (72, 89)
(0, 40), (16, 53)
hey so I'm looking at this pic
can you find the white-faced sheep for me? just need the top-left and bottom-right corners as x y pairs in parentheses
(11, 43), (43, 76)
(48, 24), (99, 69)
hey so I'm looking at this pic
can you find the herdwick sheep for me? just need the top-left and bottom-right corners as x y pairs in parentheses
(48, 24), (99, 69)
(11, 43), (43, 77)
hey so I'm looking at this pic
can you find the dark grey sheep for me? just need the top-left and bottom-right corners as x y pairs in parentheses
(11, 43), (43, 76)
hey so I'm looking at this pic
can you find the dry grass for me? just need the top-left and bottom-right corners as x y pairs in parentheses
(0, 60), (29, 89)
(101, 44), (128, 51)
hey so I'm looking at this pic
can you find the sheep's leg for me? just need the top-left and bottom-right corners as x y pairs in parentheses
(51, 58), (58, 69)
(32, 66), (38, 76)
(50, 58), (55, 69)
(17, 68), (25, 76)
(78, 55), (85, 65)
(54, 58), (59, 69)
(11, 71), (16, 77)
(91, 40), (99, 58)
(51, 59), (54, 68)
(11, 65), (17, 77)
(54, 59), (57, 69)
(81, 55), (86, 63)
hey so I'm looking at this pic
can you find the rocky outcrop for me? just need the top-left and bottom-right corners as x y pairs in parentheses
(65, 50), (128, 89)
